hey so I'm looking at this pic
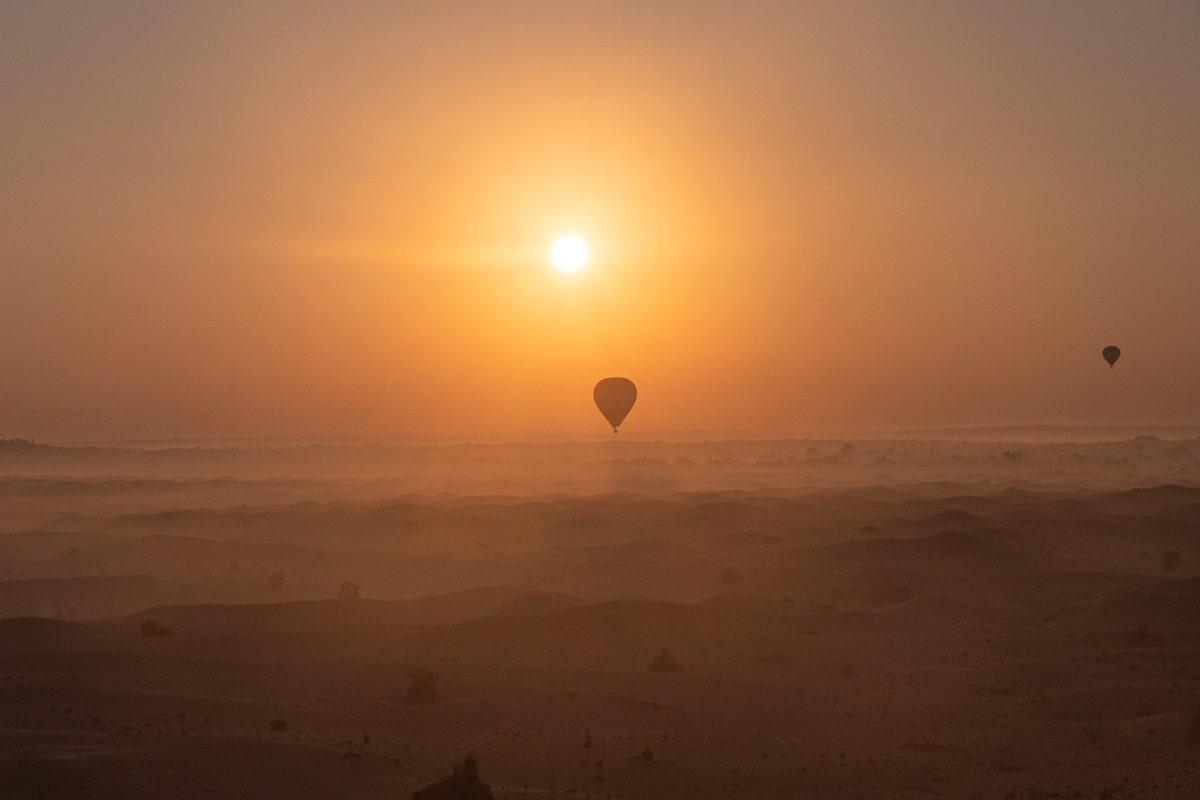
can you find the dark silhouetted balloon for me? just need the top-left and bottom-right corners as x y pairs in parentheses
(593, 378), (637, 433)
(1102, 346), (1121, 368)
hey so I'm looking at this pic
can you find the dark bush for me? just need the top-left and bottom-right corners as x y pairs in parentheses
(412, 755), (494, 800)
(268, 719), (286, 732)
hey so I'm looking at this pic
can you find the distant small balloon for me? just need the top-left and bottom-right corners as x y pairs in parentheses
(1102, 345), (1121, 368)
(593, 377), (637, 433)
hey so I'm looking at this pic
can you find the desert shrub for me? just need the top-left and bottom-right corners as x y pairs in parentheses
(647, 648), (685, 673)
(582, 729), (592, 749)
(268, 719), (286, 732)
(1161, 549), (1182, 573)
(138, 618), (172, 638)
(640, 747), (654, 761)
(338, 581), (361, 601)
(412, 755), (494, 800)
(268, 571), (286, 591)
(407, 667), (439, 705)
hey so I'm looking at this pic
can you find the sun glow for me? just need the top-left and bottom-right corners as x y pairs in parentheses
(550, 234), (589, 273)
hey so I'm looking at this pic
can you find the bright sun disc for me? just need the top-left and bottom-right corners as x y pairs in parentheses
(550, 234), (589, 272)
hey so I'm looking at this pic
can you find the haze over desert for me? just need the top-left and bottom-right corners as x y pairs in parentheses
(3, 2), (1200, 798)
(1, 436), (1198, 798)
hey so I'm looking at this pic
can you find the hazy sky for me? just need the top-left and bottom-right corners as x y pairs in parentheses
(3, 2), (1199, 441)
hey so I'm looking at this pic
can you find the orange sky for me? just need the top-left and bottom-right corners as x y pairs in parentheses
(3, 3), (1200, 441)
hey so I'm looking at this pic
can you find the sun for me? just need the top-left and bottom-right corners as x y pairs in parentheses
(549, 234), (589, 273)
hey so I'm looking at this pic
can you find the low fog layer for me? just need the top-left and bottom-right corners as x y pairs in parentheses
(1, 436), (1197, 797)
(4, 433), (1200, 493)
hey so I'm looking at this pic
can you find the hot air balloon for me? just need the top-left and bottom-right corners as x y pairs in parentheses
(593, 378), (636, 433)
(1102, 346), (1121, 368)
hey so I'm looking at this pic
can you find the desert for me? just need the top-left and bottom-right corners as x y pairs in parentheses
(0, 435), (1197, 798)
(5, 6), (1200, 795)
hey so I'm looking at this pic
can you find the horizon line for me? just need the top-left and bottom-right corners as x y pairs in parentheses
(15, 422), (1200, 450)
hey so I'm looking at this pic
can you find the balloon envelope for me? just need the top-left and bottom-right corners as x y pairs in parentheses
(1102, 345), (1121, 367)
(593, 378), (637, 432)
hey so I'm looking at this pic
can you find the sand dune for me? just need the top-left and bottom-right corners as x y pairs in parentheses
(0, 575), (216, 620)
(0, 731), (402, 800)
(1078, 576), (1200, 629)
(2, 440), (1199, 797)
(0, 617), (123, 653)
